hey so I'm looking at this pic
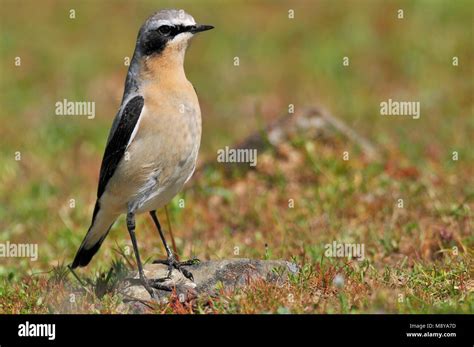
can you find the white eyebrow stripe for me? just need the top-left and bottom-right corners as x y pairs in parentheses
(156, 18), (196, 27)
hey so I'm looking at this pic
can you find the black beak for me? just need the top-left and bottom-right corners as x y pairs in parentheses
(189, 24), (214, 34)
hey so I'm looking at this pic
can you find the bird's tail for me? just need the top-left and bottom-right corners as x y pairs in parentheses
(71, 201), (117, 269)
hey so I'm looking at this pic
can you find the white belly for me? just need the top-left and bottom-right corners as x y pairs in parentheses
(133, 152), (197, 214)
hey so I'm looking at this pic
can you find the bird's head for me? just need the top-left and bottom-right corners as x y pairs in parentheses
(137, 9), (214, 57)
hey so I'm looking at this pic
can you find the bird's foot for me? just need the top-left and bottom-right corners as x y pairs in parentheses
(138, 276), (175, 298)
(153, 256), (200, 282)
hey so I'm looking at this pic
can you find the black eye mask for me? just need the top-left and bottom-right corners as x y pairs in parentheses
(157, 25), (195, 37)
(141, 25), (190, 55)
(141, 24), (211, 56)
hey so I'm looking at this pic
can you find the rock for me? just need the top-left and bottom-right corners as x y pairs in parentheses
(117, 258), (298, 312)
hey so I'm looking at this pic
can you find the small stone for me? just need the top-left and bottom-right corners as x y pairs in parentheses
(333, 274), (345, 288)
(117, 258), (298, 312)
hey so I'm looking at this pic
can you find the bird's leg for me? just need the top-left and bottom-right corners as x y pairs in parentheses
(149, 210), (200, 281)
(126, 211), (171, 297)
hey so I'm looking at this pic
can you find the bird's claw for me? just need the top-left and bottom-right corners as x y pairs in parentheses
(153, 256), (200, 282)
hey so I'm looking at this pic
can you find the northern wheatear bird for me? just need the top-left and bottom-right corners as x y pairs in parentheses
(71, 9), (213, 296)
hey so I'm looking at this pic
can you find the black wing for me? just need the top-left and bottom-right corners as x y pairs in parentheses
(97, 95), (144, 199)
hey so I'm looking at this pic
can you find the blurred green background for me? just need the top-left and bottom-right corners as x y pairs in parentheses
(0, 0), (472, 313)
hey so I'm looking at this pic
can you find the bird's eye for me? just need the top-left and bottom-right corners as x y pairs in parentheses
(158, 25), (172, 35)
